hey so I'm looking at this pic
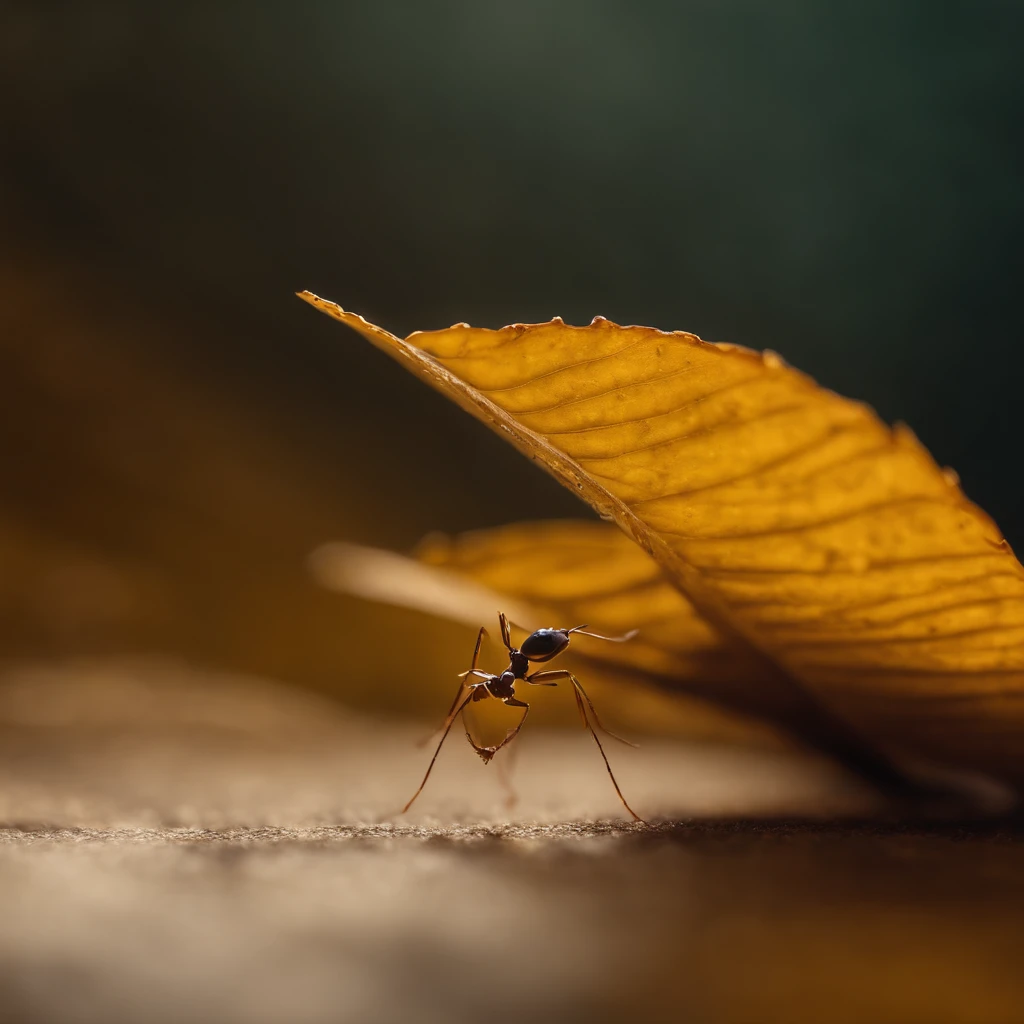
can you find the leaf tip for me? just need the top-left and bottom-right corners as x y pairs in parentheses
(296, 289), (342, 315)
(985, 535), (1016, 557)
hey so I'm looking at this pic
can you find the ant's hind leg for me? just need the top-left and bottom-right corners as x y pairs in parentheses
(571, 686), (643, 823)
(527, 668), (641, 821)
(526, 670), (637, 747)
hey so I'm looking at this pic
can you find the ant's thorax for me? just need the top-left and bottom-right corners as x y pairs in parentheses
(508, 649), (530, 678)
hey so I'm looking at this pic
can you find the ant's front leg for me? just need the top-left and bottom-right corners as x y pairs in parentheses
(464, 725), (499, 763)
(464, 695), (529, 763)
(464, 721), (523, 806)
(486, 696), (530, 758)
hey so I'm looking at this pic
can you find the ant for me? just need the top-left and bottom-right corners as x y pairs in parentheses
(402, 612), (643, 821)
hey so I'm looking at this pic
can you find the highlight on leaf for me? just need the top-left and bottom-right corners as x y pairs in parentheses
(300, 291), (1024, 793)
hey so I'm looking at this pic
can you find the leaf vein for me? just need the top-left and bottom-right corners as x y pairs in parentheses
(575, 403), (815, 464)
(626, 425), (857, 506)
(538, 373), (770, 437)
(656, 495), (940, 542)
(477, 334), (653, 393)
(501, 364), (708, 417)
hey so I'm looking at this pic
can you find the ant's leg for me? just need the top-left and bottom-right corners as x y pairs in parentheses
(443, 626), (488, 714)
(402, 691), (476, 813)
(465, 625), (487, 673)
(527, 669), (642, 820)
(490, 696), (530, 756)
(528, 667), (641, 819)
(498, 612), (512, 650)
(419, 627), (487, 746)
(464, 724), (499, 763)
(570, 685), (643, 823)
(462, 689), (501, 764)
(462, 693), (529, 763)
(526, 670), (638, 747)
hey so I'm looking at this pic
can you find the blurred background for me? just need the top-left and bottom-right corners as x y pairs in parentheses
(2, 1), (1023, 715)
(4, 7), (1024, 1024)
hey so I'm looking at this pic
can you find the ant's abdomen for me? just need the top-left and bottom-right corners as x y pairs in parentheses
(520, 629), (570, 662)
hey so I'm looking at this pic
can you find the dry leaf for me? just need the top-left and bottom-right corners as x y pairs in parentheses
(300, 293), (1024, 790)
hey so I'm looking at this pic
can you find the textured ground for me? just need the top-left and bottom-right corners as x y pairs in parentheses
(1, 662), (1022, 1024)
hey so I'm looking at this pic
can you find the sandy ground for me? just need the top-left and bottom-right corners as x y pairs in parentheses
(0, 661), (1022, 1024)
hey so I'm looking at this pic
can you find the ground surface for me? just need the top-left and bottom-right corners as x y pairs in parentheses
(1, 662), (1022, 1024)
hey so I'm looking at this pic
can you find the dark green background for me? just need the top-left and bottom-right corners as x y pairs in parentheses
(2, 2), (1022, 685)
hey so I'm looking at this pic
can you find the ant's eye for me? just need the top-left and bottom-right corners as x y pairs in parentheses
(520, 628), (570, 661)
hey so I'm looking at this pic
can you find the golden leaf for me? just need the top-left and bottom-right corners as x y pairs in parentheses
(300, 293), (1024, 789)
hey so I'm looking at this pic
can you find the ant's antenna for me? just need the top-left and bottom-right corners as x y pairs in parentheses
(567, 625), (639, 643)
